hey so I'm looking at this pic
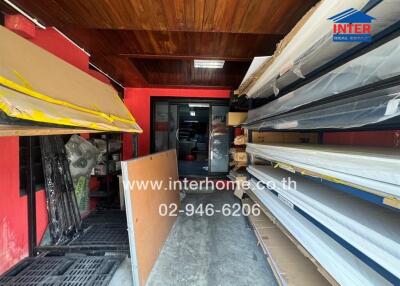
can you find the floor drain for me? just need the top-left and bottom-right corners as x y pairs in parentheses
(0, 255), (124, 286)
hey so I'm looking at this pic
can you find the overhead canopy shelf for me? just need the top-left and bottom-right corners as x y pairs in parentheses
(237, 0), (400, 98)
(0, 124), (101, 137)
(0, 26), (142, 134)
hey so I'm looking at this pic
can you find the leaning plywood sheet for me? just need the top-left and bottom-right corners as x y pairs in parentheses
(246, 143), (400, 198)
(245, 201), (331, 286)
(121, 150), (179, 286)
(0, 26), (141, 133)
(245, 192), (338, 286)
(248, 180), (392, 286)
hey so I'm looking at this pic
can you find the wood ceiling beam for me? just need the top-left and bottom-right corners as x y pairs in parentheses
(12, 0), (318, 35)
(148, 84), (234, 90)
(6, 0), (317, 87)
(118, 53), (253, 62)
(90, 54), (148, 87)
(63, 29), (283, 64)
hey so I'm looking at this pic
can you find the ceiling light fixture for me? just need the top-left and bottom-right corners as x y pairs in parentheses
(188, 103), (210, 108)
(194, 60), (225, 69)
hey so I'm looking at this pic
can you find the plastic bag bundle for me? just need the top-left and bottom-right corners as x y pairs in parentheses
(65, 135), (100, 211)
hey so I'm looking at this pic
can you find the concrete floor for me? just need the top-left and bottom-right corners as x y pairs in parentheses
(109, 256), (133, 286)
(146, 190), (277, 286)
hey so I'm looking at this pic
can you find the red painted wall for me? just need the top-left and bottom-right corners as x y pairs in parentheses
(123, 88), (230, 158)
(1, 16), (97, 275)
(323, 130), (400, 148)
(30, 28), (89, 72)
(0, 137), (26, 273)
(0, 138), (48, 274)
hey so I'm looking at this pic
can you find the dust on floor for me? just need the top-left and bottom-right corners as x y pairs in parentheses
(146, 190), (277, 286)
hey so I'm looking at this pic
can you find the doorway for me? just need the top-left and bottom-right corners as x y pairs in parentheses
(151, 98), (229, 178)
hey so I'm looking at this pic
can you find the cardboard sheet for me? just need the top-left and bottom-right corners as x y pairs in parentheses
(121, 150), (179, 286)
(246, 202), (331, 286)
(249, 131), (318, 144)
(0, 124), (100, 136)
(227, 112), (248, 126)
(0, 26), (141, 133)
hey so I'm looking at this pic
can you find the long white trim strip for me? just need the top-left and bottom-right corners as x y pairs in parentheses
(89, 62), (124, 89)
(121, 161), (140, 286)
(53, 27), (90, 56)
(246, 143), (400, 198)
(2, 0), (46, 29)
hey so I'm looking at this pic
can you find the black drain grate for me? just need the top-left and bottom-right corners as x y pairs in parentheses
(36, 210), (129, 254)
(69, 225), (128, 247)
(0, 255), (124, 286)
(82, 210), (126, 226)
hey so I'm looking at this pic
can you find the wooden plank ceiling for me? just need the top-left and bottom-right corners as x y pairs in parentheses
(10, 0), (317, 88)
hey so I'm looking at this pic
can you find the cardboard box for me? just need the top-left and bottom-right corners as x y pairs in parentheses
(250, 132), (318, 144)
(234, 187), (245, 200)
(227, 112), (248, 126)
(233, 152), (248, 162)
(234, 135), (247, 145)
(230, 147), (245, 153)
(230, 161), (248, 167)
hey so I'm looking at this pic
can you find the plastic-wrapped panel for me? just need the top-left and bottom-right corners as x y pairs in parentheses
(245, 84), (400, 131)
(246, 143), (400, 198)
(247, 35), (400, 123)
(243, 0), (400, 99)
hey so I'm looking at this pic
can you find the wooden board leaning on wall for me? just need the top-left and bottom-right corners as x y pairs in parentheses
(121, 149), (179, 286)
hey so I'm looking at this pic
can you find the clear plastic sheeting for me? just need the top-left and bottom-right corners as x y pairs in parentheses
(65, 135), (100, 212)
(248, 165), (400, 284)
(247, 35), (400, 123)
(248, 180), (392, 286)
(245, 85), (400, 131)
(209, 105), (229, 172)
(243, 0), (400, 98)
(40, 136), (82, 245)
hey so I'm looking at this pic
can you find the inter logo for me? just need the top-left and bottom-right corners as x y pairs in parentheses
(328, 8), (375, 42)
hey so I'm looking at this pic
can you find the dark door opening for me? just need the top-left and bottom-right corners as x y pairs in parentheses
(177, 103), (209, 177)
(151, 98), (229, 178)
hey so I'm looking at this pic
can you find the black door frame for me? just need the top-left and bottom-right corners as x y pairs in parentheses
(150, 97), (229, 154)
